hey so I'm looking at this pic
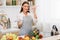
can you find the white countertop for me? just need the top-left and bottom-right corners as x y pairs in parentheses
(40, 35), (60, 40)
(0, 28), (20, 34)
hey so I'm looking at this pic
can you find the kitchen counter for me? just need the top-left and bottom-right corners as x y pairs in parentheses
(0, 28), (20, 34)
(0, 28), (20, 38)
(0, 28), (60, 40)
(40, 35), (60, 40)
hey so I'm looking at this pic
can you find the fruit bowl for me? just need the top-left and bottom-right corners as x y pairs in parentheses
(1, 33), (43, 40)
(1, 33), (18, 40)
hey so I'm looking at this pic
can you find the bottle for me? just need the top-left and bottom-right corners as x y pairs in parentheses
(7, 18), (11, 28)
(0, 0), (2, 6)
(12, 0), (16, 5)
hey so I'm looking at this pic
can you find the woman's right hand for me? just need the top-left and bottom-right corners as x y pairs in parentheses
(17, 21), (22, 29)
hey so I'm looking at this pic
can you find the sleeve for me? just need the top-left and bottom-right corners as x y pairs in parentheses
(17, 14), (23, 22)
(11, 13), (23, 28)
(30, 13), (37, 25)
(33, 17), (37, 25)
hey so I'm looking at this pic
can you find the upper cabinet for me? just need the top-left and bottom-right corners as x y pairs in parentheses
(0, 0), (35, 6)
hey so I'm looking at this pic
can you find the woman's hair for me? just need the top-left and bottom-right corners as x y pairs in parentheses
(20, 1), (30, 13)
(52, 25), (58, 31)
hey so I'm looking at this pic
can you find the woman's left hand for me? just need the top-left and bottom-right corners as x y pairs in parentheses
(32, 6), (36, 13)
(32, 6), (37, 19)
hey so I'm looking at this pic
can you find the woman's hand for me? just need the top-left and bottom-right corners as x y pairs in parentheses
(32, 6), (36, 13)
(32, 6), (37, 19)
(3, 26), (7, 29)
(17, 21), (22, 29)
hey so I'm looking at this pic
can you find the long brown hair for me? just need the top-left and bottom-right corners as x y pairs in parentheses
(20, 1), (30, 13)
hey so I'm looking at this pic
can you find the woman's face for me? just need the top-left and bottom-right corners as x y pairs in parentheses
(22, 3), (29, 13)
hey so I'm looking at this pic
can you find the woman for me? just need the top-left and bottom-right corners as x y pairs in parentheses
(17, 1), (37, 36)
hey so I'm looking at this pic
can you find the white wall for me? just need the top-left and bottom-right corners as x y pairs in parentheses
(36, 0), (60, 30)
(36, 0), (60, 23)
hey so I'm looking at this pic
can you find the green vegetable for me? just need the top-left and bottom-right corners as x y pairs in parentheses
(36, 35), (39, 39)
